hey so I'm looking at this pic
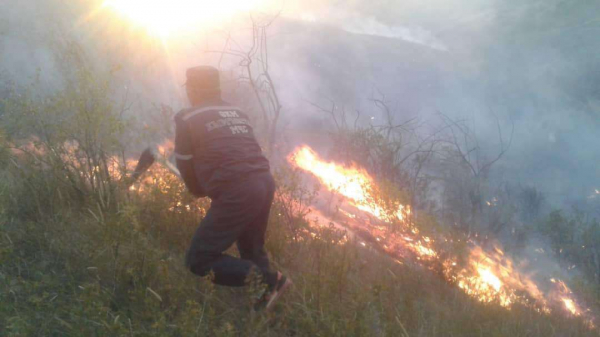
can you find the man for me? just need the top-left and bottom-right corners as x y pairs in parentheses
(174, 66), (291, 310)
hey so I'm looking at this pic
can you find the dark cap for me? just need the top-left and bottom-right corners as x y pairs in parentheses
(185, 66), (220, 90)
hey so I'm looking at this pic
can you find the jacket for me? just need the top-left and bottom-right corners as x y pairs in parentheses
(173, 99), (270, 198)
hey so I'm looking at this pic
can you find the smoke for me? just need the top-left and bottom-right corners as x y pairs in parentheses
(341, 17), (448, 51)
(291, 0), (600, 208)
(0, 1), (66, 92)
(1, 0), (599, 210)
(2, 0), (599, 323)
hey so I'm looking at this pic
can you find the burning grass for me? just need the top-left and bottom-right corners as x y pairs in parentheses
(0, 143), (596, 335)
(288, 145), (597, 328)
(0, 81), (597, 335)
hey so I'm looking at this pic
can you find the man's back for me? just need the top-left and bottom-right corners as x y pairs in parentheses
(174, 99), (270, 197)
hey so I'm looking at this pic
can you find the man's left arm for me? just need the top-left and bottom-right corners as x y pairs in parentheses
(174, 115), (206, 198)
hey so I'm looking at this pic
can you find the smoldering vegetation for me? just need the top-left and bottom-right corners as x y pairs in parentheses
(0, 0), (599, 336)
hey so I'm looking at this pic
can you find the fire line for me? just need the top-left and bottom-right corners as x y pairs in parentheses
(287, 145), (595, 327)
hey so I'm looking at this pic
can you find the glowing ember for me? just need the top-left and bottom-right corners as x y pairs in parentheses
(408, 241), (437, 258)
(288, 145), (596, 327)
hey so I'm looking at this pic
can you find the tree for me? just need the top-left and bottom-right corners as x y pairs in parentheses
(313, 92), (444, 212)
(437, 112), (514, 235)
(204, 13), (283, 156)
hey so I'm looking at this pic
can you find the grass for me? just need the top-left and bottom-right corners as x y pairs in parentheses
(0, 161), (596, 337)
(0, 73), (596, 336)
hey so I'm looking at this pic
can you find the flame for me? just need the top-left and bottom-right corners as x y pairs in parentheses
(478, 268), (502, 292)
(288, 145), (595, 326)
(289, 146), (410, 222)
(550, 278), (583, 316)
(563, 298), (579, 316)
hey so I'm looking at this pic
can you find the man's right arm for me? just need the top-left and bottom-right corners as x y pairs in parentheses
(174, 115), (206, 198)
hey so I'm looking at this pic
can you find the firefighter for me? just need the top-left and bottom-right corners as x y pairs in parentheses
(173, 66), (291, 310)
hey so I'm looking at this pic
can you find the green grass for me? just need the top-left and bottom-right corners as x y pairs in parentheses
(0, 162), (596, 337)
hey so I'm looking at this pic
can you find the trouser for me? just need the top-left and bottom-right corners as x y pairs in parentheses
(185, 171), (278, 288)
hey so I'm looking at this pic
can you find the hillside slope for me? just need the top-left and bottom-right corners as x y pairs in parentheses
(0, 163), (594, 336)
(0, 85), (594, 336)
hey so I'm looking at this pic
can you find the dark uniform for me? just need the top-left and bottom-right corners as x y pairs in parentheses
(174, 68), (277, 288)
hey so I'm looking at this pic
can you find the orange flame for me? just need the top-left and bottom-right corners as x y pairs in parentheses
(289, 146), (410, 222)
(288, 145), (595, 326)
(563, 298), (579, 316)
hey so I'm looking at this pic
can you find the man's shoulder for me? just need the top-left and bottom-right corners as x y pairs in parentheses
(174, 107), (194, 122)
(177, 102), (244, 122)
